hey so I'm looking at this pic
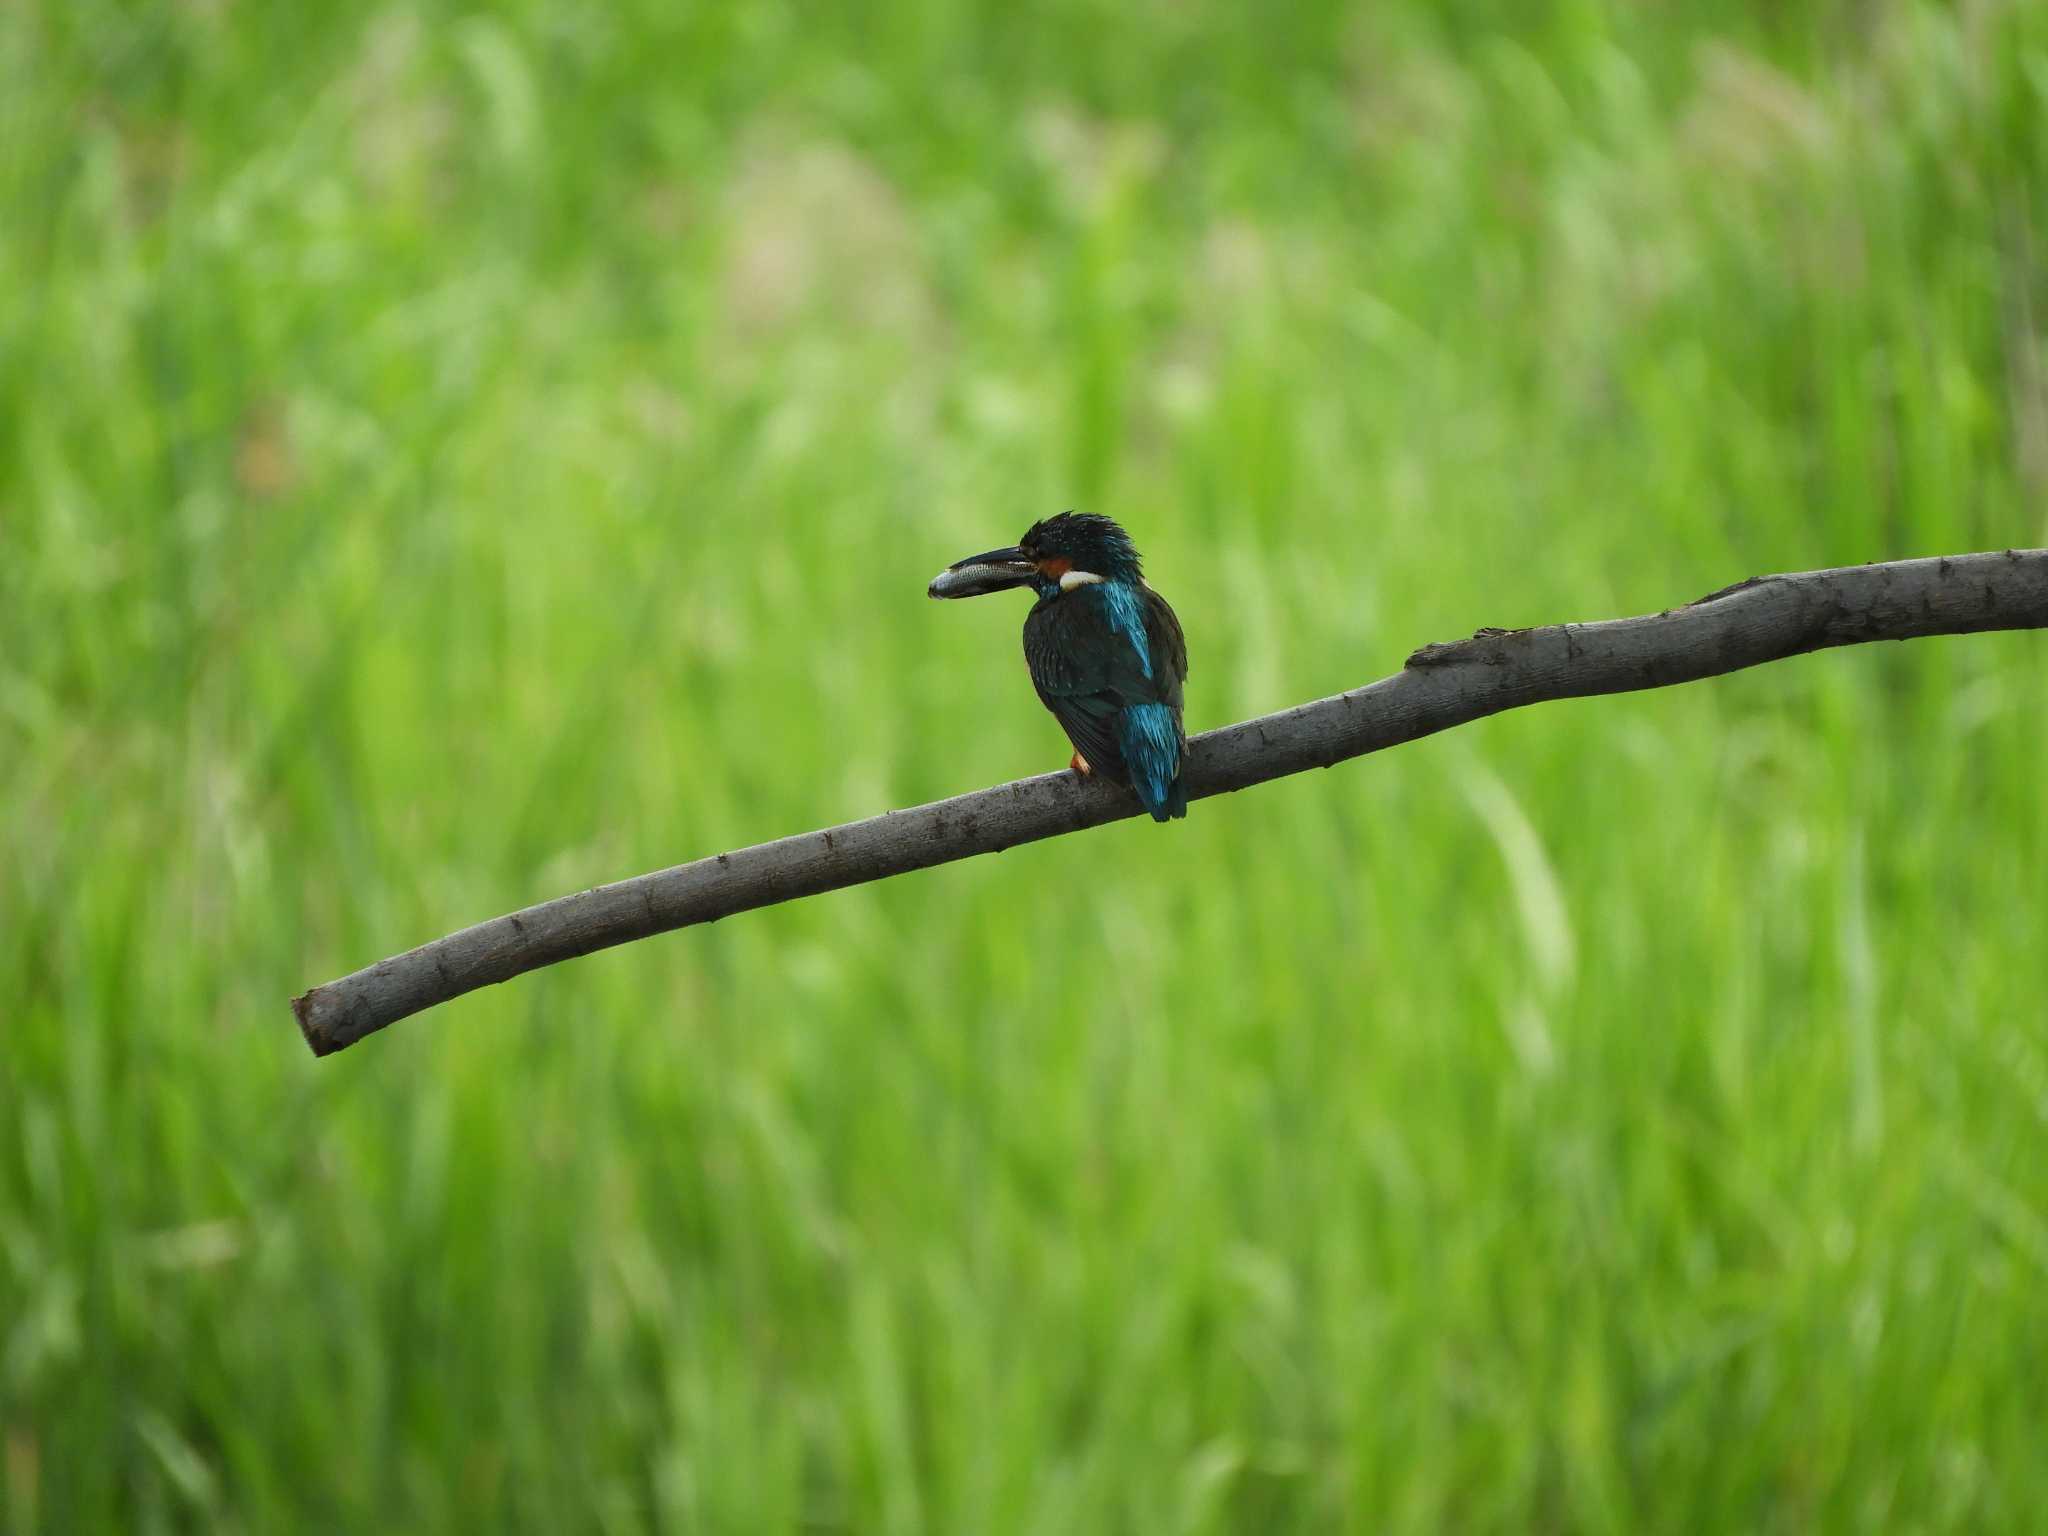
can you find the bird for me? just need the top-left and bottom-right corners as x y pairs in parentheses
(929, 512), (1189, 821)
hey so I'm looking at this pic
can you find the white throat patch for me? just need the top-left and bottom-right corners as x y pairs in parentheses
(1058, 570), (1106, 591)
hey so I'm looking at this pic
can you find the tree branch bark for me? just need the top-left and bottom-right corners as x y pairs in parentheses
(294, 548), (2048, 1055)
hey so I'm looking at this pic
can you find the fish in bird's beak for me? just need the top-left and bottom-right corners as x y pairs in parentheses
(927, 545), (1036, 599)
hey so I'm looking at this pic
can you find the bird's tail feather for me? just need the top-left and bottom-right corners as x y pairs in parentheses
(1163, 777), (1187, 820)
(1118, 703), (1186, 823)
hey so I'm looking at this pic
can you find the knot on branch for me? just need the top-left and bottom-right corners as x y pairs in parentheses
(1405, 626), (1525, 669)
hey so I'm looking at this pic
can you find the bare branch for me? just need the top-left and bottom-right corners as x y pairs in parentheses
(294, 548), (2048, 1055)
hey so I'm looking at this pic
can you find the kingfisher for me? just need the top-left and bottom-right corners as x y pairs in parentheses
(929, 512), (1189, 821)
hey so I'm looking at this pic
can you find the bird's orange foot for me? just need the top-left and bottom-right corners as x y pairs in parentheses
(1069, 751), (1093, 777)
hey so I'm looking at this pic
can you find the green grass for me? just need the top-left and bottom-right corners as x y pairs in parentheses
(5, 0), (2047, 1529)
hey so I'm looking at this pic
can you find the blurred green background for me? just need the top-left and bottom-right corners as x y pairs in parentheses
(5, 0), (2047, 1529)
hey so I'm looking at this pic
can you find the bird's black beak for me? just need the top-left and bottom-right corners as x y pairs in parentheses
(928, 545), (1036, 599)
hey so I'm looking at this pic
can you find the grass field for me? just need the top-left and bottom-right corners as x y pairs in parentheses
(5, 1), (2048, 1529)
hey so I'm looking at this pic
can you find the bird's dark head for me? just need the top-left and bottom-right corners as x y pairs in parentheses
(1019, 512), (1144, 585)
(928, 512), (1144, 600)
